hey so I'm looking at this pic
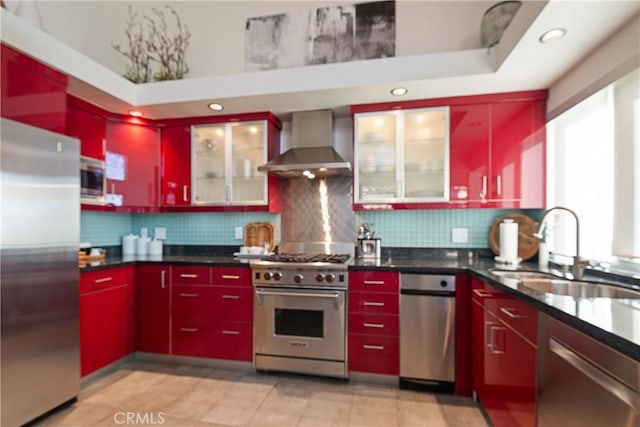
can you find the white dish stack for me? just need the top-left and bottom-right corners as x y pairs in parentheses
(496, 219), (521, 264)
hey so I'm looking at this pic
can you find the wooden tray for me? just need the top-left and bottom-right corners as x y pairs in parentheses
(244, 222), (275, 249)
(488, 213), (539, 261)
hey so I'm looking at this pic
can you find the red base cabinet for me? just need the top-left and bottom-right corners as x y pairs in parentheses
(348, 270), (400, 375)
(80, 266), (135, 377)
(136, 265), (170, 354)
(471, 277), (537, 427)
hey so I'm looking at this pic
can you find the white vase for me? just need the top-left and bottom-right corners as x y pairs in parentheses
(538, 242), (549, 266)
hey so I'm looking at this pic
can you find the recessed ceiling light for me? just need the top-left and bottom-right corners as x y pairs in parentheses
(539, 28), (566, 44)
(208, 103), (224, 111)
(128, 110), (143, 117)
(390, 87), (408, 96)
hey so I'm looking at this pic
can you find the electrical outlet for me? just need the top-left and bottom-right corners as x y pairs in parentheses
(452, 228), (468, 243)
(154, 227), (167, 240)
(235, 226), (243, 240)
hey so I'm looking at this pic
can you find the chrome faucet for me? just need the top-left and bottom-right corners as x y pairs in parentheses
(535, 206), (588, 280)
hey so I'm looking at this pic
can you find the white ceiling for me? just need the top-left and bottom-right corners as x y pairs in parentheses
(7, 1), (639, 121)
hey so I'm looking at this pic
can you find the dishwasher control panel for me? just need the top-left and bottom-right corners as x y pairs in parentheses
(400, 274), (456, 292)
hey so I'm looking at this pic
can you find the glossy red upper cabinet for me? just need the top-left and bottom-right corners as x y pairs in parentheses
(1, 44), (67, 134)
(67, 97), (107, 160)
(449, 104), (490, 205)
(161, 126), (192, 206)
(106, 119), (160, 209)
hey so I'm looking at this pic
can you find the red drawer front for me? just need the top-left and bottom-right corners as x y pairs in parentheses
(349, 291), (399, 315)
(80, 267), (131, 294)
(349, 271), (399, 293)
(172, 286), (216, 321)
(211, 321), (253, 361)
(212, 286), (253, 322)
(348, 312), (399, 336)
(496, 296), (538, 345)
(172, 320), (216, 358)
(348, 334), (399, 375)
(171, 266), (211, 286)
(212, 267), (251, 286)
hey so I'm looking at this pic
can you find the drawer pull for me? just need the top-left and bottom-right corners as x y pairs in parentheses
(500, 307), (526, 319)
(179, 293), (199, 298)
(160, 270), (166, 289)
(363, 344), (384, 351)
(363, 280), (385, 285)
(363, 301), (384, 307)
(180, 273), (199, 279)
(222, 330), (240, 335)
(473, 289), (492, 298)
(222, 295), (240, 300)
(180, 327), (199, 332)
(222, 274), (241, 280)
(93, 277), (113, 284)
(363, 322), (384, 329)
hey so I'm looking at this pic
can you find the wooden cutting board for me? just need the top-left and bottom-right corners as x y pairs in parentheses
(488, 213), (539, 260)
(244, 222), (275, 249)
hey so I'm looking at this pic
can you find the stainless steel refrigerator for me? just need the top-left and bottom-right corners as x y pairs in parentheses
(1, 118), (80, 426)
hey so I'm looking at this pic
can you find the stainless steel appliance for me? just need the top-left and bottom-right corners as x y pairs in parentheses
(537, 314), (639, 427)
(400, 274), (456, 392)
(1, 118), (80, 426)
(80, 155), (105, 205)
(251, 250), (351, 378)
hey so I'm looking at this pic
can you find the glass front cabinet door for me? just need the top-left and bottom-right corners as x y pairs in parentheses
(354, 107), (450, 204)
(192, 121), (268, 205)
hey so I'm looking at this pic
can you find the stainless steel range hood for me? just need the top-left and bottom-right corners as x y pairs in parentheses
(257, 110), (352, 178)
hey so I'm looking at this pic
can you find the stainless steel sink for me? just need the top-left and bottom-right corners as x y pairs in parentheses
(489, 270), (555, 280)
(519, 279), (640, 299)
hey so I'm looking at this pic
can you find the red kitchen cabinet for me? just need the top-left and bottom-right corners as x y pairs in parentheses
(67, 97), (106, 160)
(161, 125), (191, 206)
(136, 265), (170, 354)
(348, 270), (399, 375)
(105, 119), (160, 208)
(1, 43), (67, 134)
(80, 266), (135, 377)
(471, 278), (537, 427)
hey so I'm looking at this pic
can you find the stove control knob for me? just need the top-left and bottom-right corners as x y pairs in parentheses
(263, 272), (272, 280)
(325, 273), (336, 283)
(315, 273), (325, 283)
(272, 271), (283, 281)
(294, 274), (304, 284)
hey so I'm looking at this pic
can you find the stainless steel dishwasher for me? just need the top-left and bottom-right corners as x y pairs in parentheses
(400, 273), (455, 393)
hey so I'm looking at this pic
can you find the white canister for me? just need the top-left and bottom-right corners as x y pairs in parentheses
(149, 239), (163, 256)
(123, 234), (138, 255)
(136, 237), (150, 255)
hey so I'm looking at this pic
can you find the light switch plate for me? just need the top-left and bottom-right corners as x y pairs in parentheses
(452, 228), (468, 243)
(235, 226), (243, 240)
(154, 227), (167, 240)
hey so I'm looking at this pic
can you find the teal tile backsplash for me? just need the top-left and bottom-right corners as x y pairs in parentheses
(82, 209), (541, 249)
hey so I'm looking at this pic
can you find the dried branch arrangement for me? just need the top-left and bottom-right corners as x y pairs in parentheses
(112, 5), (191, 83)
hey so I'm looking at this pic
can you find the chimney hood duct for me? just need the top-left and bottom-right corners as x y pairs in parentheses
(257, 110), (352, 178)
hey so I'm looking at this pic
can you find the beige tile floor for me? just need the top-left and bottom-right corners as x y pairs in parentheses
(37, 360), (488, 427)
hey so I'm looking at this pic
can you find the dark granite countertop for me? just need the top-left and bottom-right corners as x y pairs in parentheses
(81, 253), (639, 361)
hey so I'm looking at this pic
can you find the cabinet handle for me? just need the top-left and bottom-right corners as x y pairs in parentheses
(180, 327), (199, 333)
(363, 280), (385, 285)
(473, 289), (492, 298)
(222, 275), (240, 280)
(182, 185), (188, 202)
(484, 321), (498, 348)
(490, 326), (506, 354)
(363, 344), (385, 351)
(363, 322), (384, 329)
(496, 175), (502, 196)
(222, 295), (240, 300)
(500, 307), (526, 319)
(179, 293), (199, 298)
(480, 176), (487, 199)
(222, 330), (240, 335)
(180, 274), (199, 279)
(93, 277), (113, 284)
(110, 183), (115, 194)
(102, 138), (106, 157)
(363, 301), (384, 307)
(161, 270), (166, 289)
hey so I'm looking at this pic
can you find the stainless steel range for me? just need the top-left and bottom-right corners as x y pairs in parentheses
(251, 251), (352, 378)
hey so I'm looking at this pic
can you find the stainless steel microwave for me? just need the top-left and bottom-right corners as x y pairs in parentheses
(80, 156), (105, 205)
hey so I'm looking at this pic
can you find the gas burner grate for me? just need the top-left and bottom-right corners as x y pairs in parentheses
(263, 253), (350, 264)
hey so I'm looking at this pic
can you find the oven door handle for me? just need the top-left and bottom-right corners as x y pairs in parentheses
(255, 289), (342, 309)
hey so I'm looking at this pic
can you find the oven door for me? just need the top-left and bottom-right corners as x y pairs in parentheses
(254, 287), (346, 361)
